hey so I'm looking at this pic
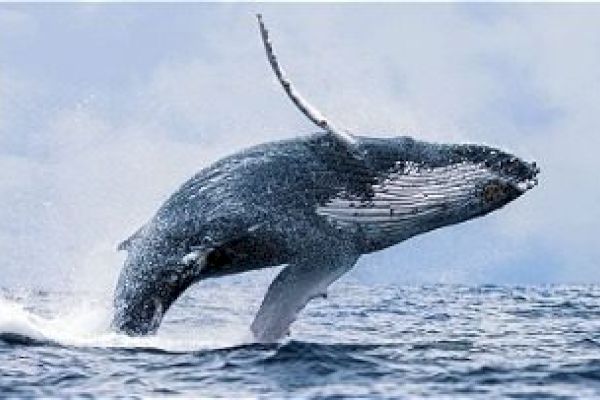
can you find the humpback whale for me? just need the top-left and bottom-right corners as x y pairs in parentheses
(112, 15), (539, 342)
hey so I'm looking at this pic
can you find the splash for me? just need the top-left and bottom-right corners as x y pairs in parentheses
(0, 293), (252, 352)
(0, 299), (50, 343)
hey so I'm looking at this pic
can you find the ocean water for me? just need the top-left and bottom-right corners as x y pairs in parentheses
(1, 282), (599, 398)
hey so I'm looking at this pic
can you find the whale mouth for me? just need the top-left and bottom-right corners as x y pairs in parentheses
(515, 177), (538, 193)
(513, 161), (540, 194)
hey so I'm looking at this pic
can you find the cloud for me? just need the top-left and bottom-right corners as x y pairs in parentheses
(0, 8), (37, 37)
(0, 4), (599, 289)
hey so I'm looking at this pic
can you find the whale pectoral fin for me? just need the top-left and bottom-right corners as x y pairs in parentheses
(250, 254), (358, 343)
(256, 14), (358, 151)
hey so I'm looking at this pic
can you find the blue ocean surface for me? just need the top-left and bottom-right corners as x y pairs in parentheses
(1, 282), (599, 398)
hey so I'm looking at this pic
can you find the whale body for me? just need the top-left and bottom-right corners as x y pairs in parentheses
(112, 15), (539, 342)
(113, 133), (538, 341)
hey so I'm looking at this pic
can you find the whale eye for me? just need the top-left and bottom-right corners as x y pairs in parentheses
(482, 182), (506, 203)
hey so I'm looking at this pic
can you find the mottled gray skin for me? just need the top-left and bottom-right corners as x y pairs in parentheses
(112, 132), (538, 340)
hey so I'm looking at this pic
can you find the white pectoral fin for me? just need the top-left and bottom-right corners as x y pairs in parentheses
(255, 14), (357, 149)
(250, 254), (358, 343)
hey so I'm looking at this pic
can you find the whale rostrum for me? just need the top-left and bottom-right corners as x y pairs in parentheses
(112, 15), (539, 342)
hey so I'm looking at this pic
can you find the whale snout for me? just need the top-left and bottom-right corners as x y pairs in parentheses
(497, 157), (540, 195)
(473, 153), (540, 215)
(514, 160), (540, 193)
(436, 144), (540, 216)
(449, 143), (539, 191)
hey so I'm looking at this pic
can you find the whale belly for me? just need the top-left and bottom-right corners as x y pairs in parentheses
(317, 161), (496, 251)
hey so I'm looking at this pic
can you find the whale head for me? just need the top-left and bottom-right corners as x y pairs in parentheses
(320, 136), (540, 252)
(369, 137), (539, 244)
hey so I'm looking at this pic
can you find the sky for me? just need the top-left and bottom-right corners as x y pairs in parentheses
(0, 3), (598, 289)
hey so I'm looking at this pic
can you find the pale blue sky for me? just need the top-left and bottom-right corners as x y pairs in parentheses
(1, 4), (598, 288)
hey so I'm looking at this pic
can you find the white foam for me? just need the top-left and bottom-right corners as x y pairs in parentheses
(0, 295), (252, 352)
(0, 299), (50, 342)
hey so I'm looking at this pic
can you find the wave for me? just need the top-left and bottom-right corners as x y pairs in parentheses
(0, 296), (250, 352)
(0, 299), (55, 345)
